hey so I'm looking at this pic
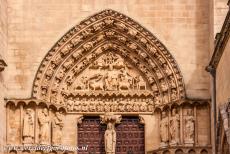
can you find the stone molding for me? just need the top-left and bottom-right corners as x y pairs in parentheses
(207, 5), (230, 70)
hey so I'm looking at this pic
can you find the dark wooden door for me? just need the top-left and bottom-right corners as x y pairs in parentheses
(78, 116), (145, 154)
(78, 117), (106, 154)
(116, 116), (145, 154)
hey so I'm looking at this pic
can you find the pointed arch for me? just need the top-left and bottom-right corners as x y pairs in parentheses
(32, 9), (185, 108)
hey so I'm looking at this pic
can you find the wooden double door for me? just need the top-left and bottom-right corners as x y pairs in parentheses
(78, 116), (145, 154)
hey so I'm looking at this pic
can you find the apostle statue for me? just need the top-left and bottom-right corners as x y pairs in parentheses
(38, 108), (50, 144)
(104, 122), (116, 154)
(160, 111), (169, 147)
(169, 108), (180, 145)
(184, 108), (195, 144)
(52, 111), (64, 145)
(23, 108), (34, 144)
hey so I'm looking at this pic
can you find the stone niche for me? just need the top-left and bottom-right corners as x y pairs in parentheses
(5, 10), (211, 154)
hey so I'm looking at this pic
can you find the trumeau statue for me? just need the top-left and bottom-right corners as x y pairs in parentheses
(169, 108), (180, 145)
(160, 111), (169, 147)
(38, 108), (50, 144)
(52, 111), (64, 145)
(23, 108), (35, 144)
(184, 108), (195, 144)
(104, 122), (116, 154)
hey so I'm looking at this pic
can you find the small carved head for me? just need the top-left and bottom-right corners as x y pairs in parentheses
(172, 108), (177, 116)
(43, 108), (48, 115)
(107, 122), (113, 130)
(25, 108), (32, 114)
(162, 111), (167, 118)
(187, 108), (193, 116)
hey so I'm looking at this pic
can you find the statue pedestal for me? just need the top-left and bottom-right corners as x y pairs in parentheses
(184, 139), (194, 146)
(160, 142), (168, 148)
(169, 140), (179, 146)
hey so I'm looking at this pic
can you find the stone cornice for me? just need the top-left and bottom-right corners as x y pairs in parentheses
(5, 97), (210, 114)
(5, 98), (67, 112)
(207, 6), (230, 71)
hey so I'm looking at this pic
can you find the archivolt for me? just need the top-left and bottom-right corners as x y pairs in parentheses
(32, 9), (185, 107)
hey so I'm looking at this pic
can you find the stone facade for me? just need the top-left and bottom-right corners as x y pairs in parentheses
(1, 0), (227, 154)
(216, 41), (230, 105)
(214, 0), (229, 35)
(4, 8), (212, 154)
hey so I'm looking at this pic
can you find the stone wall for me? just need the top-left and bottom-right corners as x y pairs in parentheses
(0, 0), (7, 152)
(6, 0), (211, 99)
(214, 0), (229, 35)
(216, 40), (230, 105)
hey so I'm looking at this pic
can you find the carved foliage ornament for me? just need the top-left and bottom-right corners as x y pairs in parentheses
(32, 9), (185, 109)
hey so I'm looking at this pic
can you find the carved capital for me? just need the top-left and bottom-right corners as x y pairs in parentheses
(139, 115), (145, 124)
(100, 112), (122, 124)
(77, 115), (84, 124)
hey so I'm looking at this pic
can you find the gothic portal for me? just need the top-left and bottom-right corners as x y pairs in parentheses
(5, 10), (211, 154)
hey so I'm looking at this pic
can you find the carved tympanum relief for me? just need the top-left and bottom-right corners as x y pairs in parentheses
(61, 51), (156, 113)
(69, 52), (147, 92)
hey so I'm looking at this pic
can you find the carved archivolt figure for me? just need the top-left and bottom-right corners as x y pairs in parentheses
(160, 111), (169, 145)
(67, 97), (74, 111)
(23, 108), (35, 144)
(74, 98), (81, 112)
(169, 108), (180, 145)
(184, 108), (195, 144)
(52, 111), (64, 145)
(104, 123), (116, 154)
(38, 108), (50, 144)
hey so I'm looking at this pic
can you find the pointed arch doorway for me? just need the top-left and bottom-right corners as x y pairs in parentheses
(77, 116), (145, 154)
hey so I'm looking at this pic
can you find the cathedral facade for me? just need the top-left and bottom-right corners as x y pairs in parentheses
(0, 0), (230, 154)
